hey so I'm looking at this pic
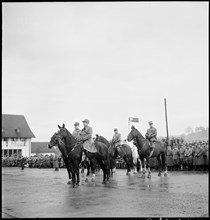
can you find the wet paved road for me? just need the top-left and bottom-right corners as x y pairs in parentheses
(2, 167), (209, 218)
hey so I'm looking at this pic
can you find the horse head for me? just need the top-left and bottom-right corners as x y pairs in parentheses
(127, 125), (138, 141)
(57, 124), (77, 148)
(48, 133), (65, 148)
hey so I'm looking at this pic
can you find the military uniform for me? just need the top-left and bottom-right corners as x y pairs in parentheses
(112, 133), (121, 147)
(172, 146), (180, 170)
(72, 128), (81, 141)
(166, 147), (173, 170)
(80, 120), (97, 154)
(185, 146), (193, 170)
(145, 127), (157, 142)
(195, 144), (204, 170)
(179, 145), (186, 170)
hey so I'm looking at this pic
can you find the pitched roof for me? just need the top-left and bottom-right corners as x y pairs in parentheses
(2, 114), (35, 138)
(31, 142), (60, 154)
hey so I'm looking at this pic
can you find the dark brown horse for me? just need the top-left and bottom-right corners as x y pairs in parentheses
(95, 135), (133, 176)
(57, 124), (110, 184)
(48, 132), (72, 184)
(127, 125), (167, 178)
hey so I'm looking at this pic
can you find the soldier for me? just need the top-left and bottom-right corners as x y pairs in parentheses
(172, 144), (179, 171)
(145, 121), (157, 158)
(202, 142), (208, 171)
(185, 145), (193, 170)
(20, 156), (26, 170)
(72, 122), (81, 141)
(166, 145), (173, 171)
(193, 143), (198, 171)
(195, 143), (204, 171)
(112, 128), (121, 150)
(179, 144), (186, 171)
(79, 119), (93, 162)
(54, 154), (59, 171)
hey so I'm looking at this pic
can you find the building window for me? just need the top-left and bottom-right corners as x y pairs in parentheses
(9, 149), (12, 157)
(13, 149), (17, 156)
(4, 150), (8, 157)
(18, 149), (22, 156)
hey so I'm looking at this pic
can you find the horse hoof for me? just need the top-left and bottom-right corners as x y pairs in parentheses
(85, 178), (89, 182)
(133, 171), (137, 174)
(73, 184), (76, 188)
(76, 182), (79, 186)
(147, 175), (151, 178)
(102, 181), (107, 184)
(164, 173), (167, 176)
(67, 180), (72, 184)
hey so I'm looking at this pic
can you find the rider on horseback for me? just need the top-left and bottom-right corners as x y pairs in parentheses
(79, 119), (93, 161)
(112, 128), (122, 153)
(145, 121), (157, 158)
(72, 122), (81, 140)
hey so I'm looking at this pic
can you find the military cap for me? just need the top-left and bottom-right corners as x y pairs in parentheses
(114, 128), (118, 131)
(74, 122), (79, 126)
(149, 121), (153, 125)
(82, 119), (90, 124)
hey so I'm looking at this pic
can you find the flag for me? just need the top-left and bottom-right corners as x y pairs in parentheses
(129, 117), (139, 123)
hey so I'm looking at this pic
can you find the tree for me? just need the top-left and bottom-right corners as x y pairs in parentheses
(185, 126), (194, 135)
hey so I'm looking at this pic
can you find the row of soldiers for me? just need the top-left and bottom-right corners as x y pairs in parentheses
(149, 140), (209, 171)
(2, 154), (60, 169)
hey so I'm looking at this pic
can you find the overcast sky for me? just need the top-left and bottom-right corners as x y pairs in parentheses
(2, 2), (209, 141)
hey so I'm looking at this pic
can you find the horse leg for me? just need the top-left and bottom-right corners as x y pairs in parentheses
(86, 160), (91, 176)
(124, 156), (131, 175)
(157, 155), (162, 176)
(142, 158), (146, 178)
(64, 159), (72, 184)
(138, 158), (142, 173)
(162, 153), (168, 176)
(98, 159), (106, 184)
(71, 167), (76, 187)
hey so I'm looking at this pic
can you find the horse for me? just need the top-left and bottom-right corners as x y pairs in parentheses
(127, 125), (167, 178)
(48, 132), (72, 184)
(57, 124), (110, 184)
(124, 140), (142, 174)
(95, 135), (133, 176)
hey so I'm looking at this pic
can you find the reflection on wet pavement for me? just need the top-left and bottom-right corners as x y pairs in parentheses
(2, 167), (208, 218)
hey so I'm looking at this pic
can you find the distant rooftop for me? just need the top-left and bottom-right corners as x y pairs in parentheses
(2, 114), (35, 138)
(31, 142), (60, 154)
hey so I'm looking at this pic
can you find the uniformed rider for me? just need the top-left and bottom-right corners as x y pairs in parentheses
(72, 122), (81, 141)
(112, 128), (121, 151)
(145, 121), (157, 158)
(79, 119), (93, 161)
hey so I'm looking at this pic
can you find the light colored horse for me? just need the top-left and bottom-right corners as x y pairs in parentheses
(122, 140), (142, 174)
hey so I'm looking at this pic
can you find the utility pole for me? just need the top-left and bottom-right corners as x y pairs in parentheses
(164, 98), (169, 145)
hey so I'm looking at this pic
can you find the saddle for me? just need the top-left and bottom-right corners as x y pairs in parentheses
(83, 143), (98, 153)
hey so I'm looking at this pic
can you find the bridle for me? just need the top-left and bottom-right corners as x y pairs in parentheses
(56, 133), (83, 157)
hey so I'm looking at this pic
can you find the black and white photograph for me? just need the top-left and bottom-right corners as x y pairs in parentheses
(2, 2), (209, 218)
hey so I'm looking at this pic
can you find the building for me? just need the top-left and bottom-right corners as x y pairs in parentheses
(2, 114), (35, 157)
(31, 142), (60, 156)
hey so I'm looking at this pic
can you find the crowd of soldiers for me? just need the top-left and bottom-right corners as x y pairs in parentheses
(1, 154), (65, 169)
(149, 140), (209, 171)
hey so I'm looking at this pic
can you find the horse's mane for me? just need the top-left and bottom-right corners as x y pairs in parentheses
(63, 128), (77, 148)
(134, 127), (145, 140)
(98, 135), (110, 146)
